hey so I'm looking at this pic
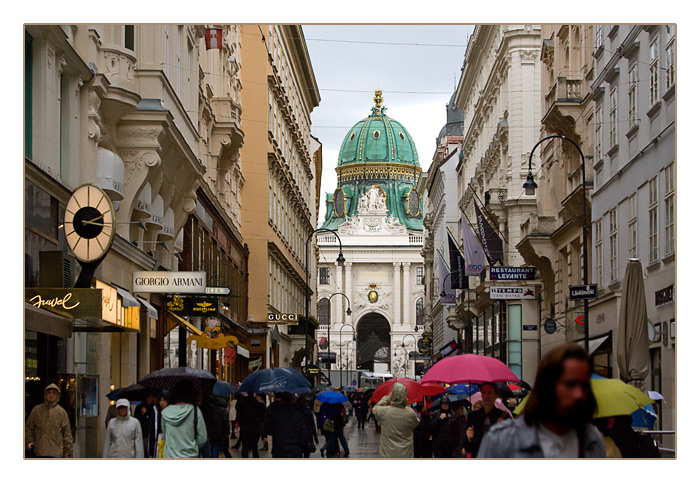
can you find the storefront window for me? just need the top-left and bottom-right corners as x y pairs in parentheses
(507, 304), (522, 380)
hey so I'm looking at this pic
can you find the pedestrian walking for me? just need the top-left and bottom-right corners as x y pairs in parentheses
(356, 394), (369, 429)
(229, 393), (239, 441)
(477, 343), (606, 458)
(298, 395), (319, 458)
(145, 392), (163, 457)
(258, 394), (269, 451)
(264, 392), (309, 458)
(214, 396), (233, 458)
(412, 401), (433, 458)
(135, 393), (156, 456)
(334, 402), (350, 457)
(155, 390), (168, 458)
(196, 393), (220, 458)
(318, 401), (339, 457)
(429, 396), (458, 458)
(160, 379), (208, 458)
(236, 393), (266, 458)
(372, 383), (420, 458)
(462, 382), (512, 457)
(102, 399), (144, 458)
(25, 383), (73, 458)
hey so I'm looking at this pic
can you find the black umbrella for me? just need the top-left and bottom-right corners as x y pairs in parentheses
(106, 383), (155, 401)
(496, 382), (515, 399)
(139, 367), (217, 394)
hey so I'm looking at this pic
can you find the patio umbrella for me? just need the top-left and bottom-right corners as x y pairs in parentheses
(139, 367), (217, 394)
(371, 378), (444, 405)
(617, 259), (650, 390)
(514, 378), (653, 419)
(420, 354), (520, 385)
(316, 391), (348, 404)
(237, 367), (312, 395)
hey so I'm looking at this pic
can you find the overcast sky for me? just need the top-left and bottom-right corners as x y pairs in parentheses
(302, 25), (474, 226)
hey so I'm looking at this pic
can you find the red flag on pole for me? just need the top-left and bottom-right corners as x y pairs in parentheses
(205, 28), (223, 50)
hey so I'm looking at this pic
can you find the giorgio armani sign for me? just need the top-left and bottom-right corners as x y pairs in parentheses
(133, 271), (207, 294)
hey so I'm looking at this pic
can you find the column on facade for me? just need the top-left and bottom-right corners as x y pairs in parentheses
(335, 261), (344, 325)
(402, 262), (411, 326)
(393, 262), (401, 325)
(344, 262), (353, 325)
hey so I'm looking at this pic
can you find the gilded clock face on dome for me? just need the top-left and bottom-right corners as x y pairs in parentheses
(63, 184), (116, 263)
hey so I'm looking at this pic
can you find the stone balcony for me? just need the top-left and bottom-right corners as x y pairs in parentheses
(542, 73), (585, 132)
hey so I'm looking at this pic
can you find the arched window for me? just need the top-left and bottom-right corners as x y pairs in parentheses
(318, 297), (331, 326)
(416, 298), (424, 321)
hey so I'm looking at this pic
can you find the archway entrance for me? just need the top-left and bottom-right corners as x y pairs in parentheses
(356, 313), (391, 373)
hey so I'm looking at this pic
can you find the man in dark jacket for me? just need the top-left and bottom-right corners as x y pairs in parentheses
(413, 401), (433, 458)
(430, 397), (458, 458)
(298, 395), (318, 458)
(236, 394), (266, 458)
(463, 382), (512, 457)
(264, 392), (309, 458)
(135, 393), (156, 456)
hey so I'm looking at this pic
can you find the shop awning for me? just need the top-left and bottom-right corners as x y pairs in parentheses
(24, 302), (73, 338)
(115, 287), (140, 307)
(578, 334), (609, 355)
(167, 310), (203, 336)
(138, 296), (158, 319)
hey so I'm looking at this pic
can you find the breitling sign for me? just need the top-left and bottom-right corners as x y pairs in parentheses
(166, 294), (218, 317)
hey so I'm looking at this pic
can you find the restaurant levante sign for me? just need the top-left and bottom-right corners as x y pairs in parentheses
(25, 288), (102, 319)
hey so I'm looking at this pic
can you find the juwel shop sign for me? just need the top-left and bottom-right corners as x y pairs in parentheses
(25, 288), (102, 319)
(133, 271), (207, 294)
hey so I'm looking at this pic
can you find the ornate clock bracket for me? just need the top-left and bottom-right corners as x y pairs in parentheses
(74, 255), (109, 289)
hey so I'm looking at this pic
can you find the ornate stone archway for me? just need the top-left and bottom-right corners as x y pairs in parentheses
(356, 312), (391, 372)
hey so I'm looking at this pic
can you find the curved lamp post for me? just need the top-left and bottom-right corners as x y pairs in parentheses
(401, 333), (418, 379)
(326, 292), (352, 386)
(339, 323), (356, 386)
(525, 134), (590, 351)
(304, 228), (344, 381)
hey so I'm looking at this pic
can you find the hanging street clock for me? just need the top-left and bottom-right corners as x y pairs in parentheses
(64, 184), (116, 263)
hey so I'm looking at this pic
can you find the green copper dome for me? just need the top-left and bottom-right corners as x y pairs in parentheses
(322, 91), (423, 232)
(338, 94), (419, 167)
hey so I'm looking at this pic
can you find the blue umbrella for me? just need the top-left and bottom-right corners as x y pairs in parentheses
(316, 391), (348, 403)
(237, 368), (311, 394)
(430, 393), (469, 411)
(631, 404), (657, 428)
(213, 380), (238, 397)
(446, 384), (479, 396)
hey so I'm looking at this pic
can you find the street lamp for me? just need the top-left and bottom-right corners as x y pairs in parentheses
(326, 292), (352, 386)
(339, 323), (356, 386)
(304, 228), (345, 382)
(401, 333), (418, 380)
(525, 134), (591, 351)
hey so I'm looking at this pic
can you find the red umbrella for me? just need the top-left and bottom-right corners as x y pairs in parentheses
(418, 381), (446, 397)
(370, 378), (442, 405)
(420, 354), (520, 385)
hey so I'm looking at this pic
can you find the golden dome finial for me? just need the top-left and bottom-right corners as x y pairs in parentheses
(373, 89), (384, 109)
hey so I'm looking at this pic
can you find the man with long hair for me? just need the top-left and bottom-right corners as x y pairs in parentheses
(477, 343), (606, 458)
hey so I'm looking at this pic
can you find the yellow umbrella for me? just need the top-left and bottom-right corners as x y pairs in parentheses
(513, 378), (653, 419)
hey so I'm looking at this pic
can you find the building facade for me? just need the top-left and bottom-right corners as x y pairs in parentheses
(239, 25), (321, 372)
(453, 25), (542, 385)
(588, 24), (676, 450)
(419, 92), (464, 359)
(24, 24), (251, 457)
(516, 25), (597, 363)
(317, 93), (425, 379)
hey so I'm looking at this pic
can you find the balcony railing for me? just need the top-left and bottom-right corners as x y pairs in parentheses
(545, 74), (584, 114)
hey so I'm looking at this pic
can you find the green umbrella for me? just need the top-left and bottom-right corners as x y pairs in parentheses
(514, 378), (653, 419)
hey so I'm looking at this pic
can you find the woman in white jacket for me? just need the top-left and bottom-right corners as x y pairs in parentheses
(103, 399), (144, 458)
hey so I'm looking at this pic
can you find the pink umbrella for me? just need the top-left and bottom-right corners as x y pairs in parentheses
(468, 392), (513, 418)
(420, 354), (520, 385)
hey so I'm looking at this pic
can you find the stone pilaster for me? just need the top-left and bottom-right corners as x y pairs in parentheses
(393, 262), (401, 325)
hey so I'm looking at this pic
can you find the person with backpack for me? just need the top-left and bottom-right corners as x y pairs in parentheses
(160, 380), (207, 458)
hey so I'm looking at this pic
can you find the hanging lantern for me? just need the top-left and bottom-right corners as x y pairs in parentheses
(205, 28), (223, 50)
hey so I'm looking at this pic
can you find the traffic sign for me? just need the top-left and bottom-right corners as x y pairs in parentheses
(206, 286), (231, 296)
(569, 284), (598, 300)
